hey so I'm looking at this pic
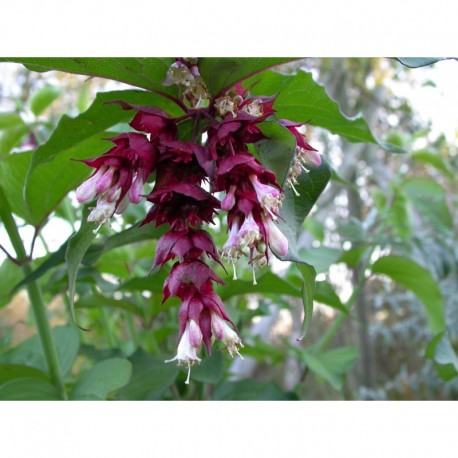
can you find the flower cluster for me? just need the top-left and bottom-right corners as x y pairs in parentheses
(74, 59), (320, 383)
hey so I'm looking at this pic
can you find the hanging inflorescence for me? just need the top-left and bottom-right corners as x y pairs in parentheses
(75, 58), (320, 383)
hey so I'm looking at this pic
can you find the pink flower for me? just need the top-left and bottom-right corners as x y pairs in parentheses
(75, 133), (156, 229)
(210, 312), (244, 358)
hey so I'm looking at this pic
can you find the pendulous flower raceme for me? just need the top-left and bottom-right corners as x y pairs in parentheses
(74, 58), (320, 383)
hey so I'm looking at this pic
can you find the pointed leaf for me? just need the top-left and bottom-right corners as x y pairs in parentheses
(65, 206), (98, 326)
(296, 263), (316, 341)
(199, 57), (297, 95)
(1, 58), (177, 95)
(249, 69), (404, 152)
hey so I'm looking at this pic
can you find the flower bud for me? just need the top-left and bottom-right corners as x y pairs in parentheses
(267, 219), (288, 257)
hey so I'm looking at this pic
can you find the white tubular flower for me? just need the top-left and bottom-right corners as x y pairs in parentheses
(75, 167), (107, 203)
(165, 320), (202, 384)
(238, 212), (261, 250)
(210, 312), (244, 359)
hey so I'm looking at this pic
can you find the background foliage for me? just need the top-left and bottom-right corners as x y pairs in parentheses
(0, 57), (456, 400)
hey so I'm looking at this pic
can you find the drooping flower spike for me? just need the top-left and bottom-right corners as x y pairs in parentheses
(74, 58), (320, 383)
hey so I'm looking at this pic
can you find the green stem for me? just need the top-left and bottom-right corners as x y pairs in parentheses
(312, 286), (361, 354)
(0, 187), (67, 399)
(99, 307), (117, 348)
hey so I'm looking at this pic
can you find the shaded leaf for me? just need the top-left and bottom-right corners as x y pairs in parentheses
(117, 349), (178, 400)
(401, 178), (453, 232)
(0, 326), (80, 376)
(0, 364), (49, 384)
(315, 281), (347, 314)
(395, 58), (446, 68)
(296, 263), (316, 341)
(70, 358), (132, 400)
(191, 351), (225, 384)
(65, 206), (98, 326)
(0, 377), (61, 400)
(212, 379), (294, 400)
(426, 333), (458, 381)
(411, 150), (453, 179)
(75, 294), (143, 316)
(199, 57), (296, 95)
(371, 255), (445, 334)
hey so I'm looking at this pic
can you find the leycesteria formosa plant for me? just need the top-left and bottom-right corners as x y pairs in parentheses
(75, 58), (324, 384)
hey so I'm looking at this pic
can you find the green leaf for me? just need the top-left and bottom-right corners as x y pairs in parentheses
(11, 224), (164, 294)
(401, 178), (453, 232)
(23, 89), (184, 202)
(75, 293), (143, 316)
(0, 259), (23, 308)
(65, 206), (98, 326)
(218, 271), (301, 301)
(300, 350), (342, 390)
(83, 223), (166, 266)
(2, 58), (177, 95)
(0, 124), (29, 156)
(300, 347), (357, 391)
(248, 69), (403, 152)
(300, 247), (342, 274)
(371, 256), (445, 334)
(318, 346), (359, 375)
(117, 349), (178, 400)
(411, 150), (453, 179)
(199, 57), (296, 95)
(0, 326), (80, 376)
(0, 364), (49, 384)
(426, 333), (458, 381)
(338, 245), (368, 267)
(29, 85), (62, 116)
(296, 263), (316, 341)
(0, 135), (116, 227)
(315, 281), (347, 314)
(191, 351), (225, 384)
(434, 335), (458, 370)
(212, 379), (294, 400)
(0, 377), (61, 400)
(255, 121), (297, 185)
(395, 58), (445, 68)
(278, 160), (332, 263)
(254, 120), (331, 265)
(70, 358), (132, 400)
(0, 112), (26, 129)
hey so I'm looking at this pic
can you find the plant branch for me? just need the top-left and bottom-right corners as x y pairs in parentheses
(0, 244), (21, 265)
(0, 186), (67, 399)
